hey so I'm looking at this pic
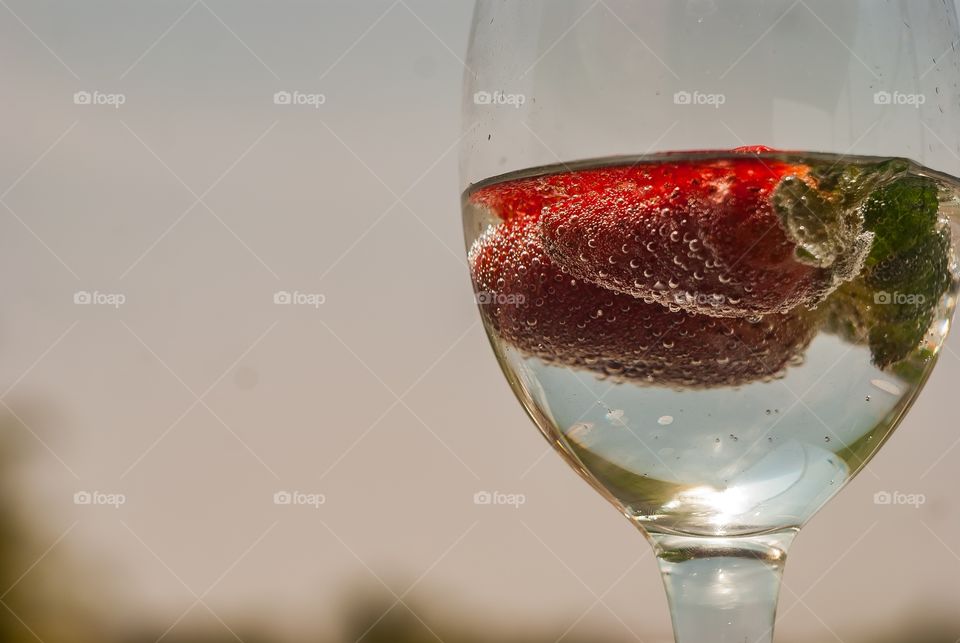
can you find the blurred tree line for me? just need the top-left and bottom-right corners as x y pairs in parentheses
(0, 414), (954, 643)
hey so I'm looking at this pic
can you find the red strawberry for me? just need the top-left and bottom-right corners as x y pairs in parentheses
(471, 151), (839, 317)
(469, 213), (818, 388)
(469, 167), (607, 221)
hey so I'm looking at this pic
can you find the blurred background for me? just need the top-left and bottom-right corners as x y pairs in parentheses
(0, 1), (958, 641)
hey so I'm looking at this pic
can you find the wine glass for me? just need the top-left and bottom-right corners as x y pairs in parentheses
(460, 1), (960, 641)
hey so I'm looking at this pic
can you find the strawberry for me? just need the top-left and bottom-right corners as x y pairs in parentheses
(469, 213), (818, 388)
(470, 149), (845, 317)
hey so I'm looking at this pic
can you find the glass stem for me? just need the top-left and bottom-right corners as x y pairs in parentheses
(650, 530), (796, 643)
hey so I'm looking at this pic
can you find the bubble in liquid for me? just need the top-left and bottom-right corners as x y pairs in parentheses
(871, 379), (903, 396)
(658, 415), (674, 426)
(606, 408), (628, 427)
(568, 423), (594, 441)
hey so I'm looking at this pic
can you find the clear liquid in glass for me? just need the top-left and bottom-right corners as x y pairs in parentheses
(463, 150), (959, 538)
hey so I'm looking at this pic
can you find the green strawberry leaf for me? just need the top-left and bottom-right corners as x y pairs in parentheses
(861, 175), (940, 266)
(823, 174), (952, 371)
